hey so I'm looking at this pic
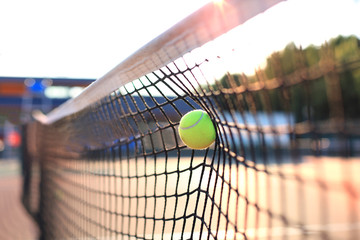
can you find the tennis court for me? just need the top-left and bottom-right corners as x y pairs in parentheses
(19, 0), (360, 239)
(37, 155), (359, 239)
(0, 160), (39, 240)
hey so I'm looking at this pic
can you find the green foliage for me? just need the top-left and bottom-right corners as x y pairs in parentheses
(204, 35), (360, 122)
(305, 45), (321, 67)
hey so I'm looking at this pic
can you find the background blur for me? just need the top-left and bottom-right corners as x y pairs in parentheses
(0, 0), (359, 239)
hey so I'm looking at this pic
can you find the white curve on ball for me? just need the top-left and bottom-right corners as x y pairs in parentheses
(180, 112), (204, 130)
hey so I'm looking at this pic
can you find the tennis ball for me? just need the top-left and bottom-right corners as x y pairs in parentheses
(178, 110), (216, 149)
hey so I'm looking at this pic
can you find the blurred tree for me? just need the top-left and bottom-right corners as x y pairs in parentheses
(205, 35), (360, 122)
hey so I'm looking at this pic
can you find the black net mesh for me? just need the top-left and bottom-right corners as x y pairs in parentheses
(22, 20), (360, 240)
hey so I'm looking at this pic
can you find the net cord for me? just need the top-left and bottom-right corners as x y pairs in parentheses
(43, 0), (284, 124)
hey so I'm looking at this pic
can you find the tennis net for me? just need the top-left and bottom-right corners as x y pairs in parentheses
(22, 0), (360, 239)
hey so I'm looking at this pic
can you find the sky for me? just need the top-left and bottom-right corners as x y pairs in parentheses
(0, 0), (359, 79)
(202, 0), (360, 76)
(0, 0), (210, 78)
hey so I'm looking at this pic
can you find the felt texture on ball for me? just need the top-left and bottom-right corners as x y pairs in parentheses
(178, 110), (216, 149)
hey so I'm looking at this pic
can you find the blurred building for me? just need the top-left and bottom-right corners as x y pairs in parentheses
(0, 76), (95, 158)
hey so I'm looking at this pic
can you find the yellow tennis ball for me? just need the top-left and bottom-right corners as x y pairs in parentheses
(178, 110), (216, 149)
